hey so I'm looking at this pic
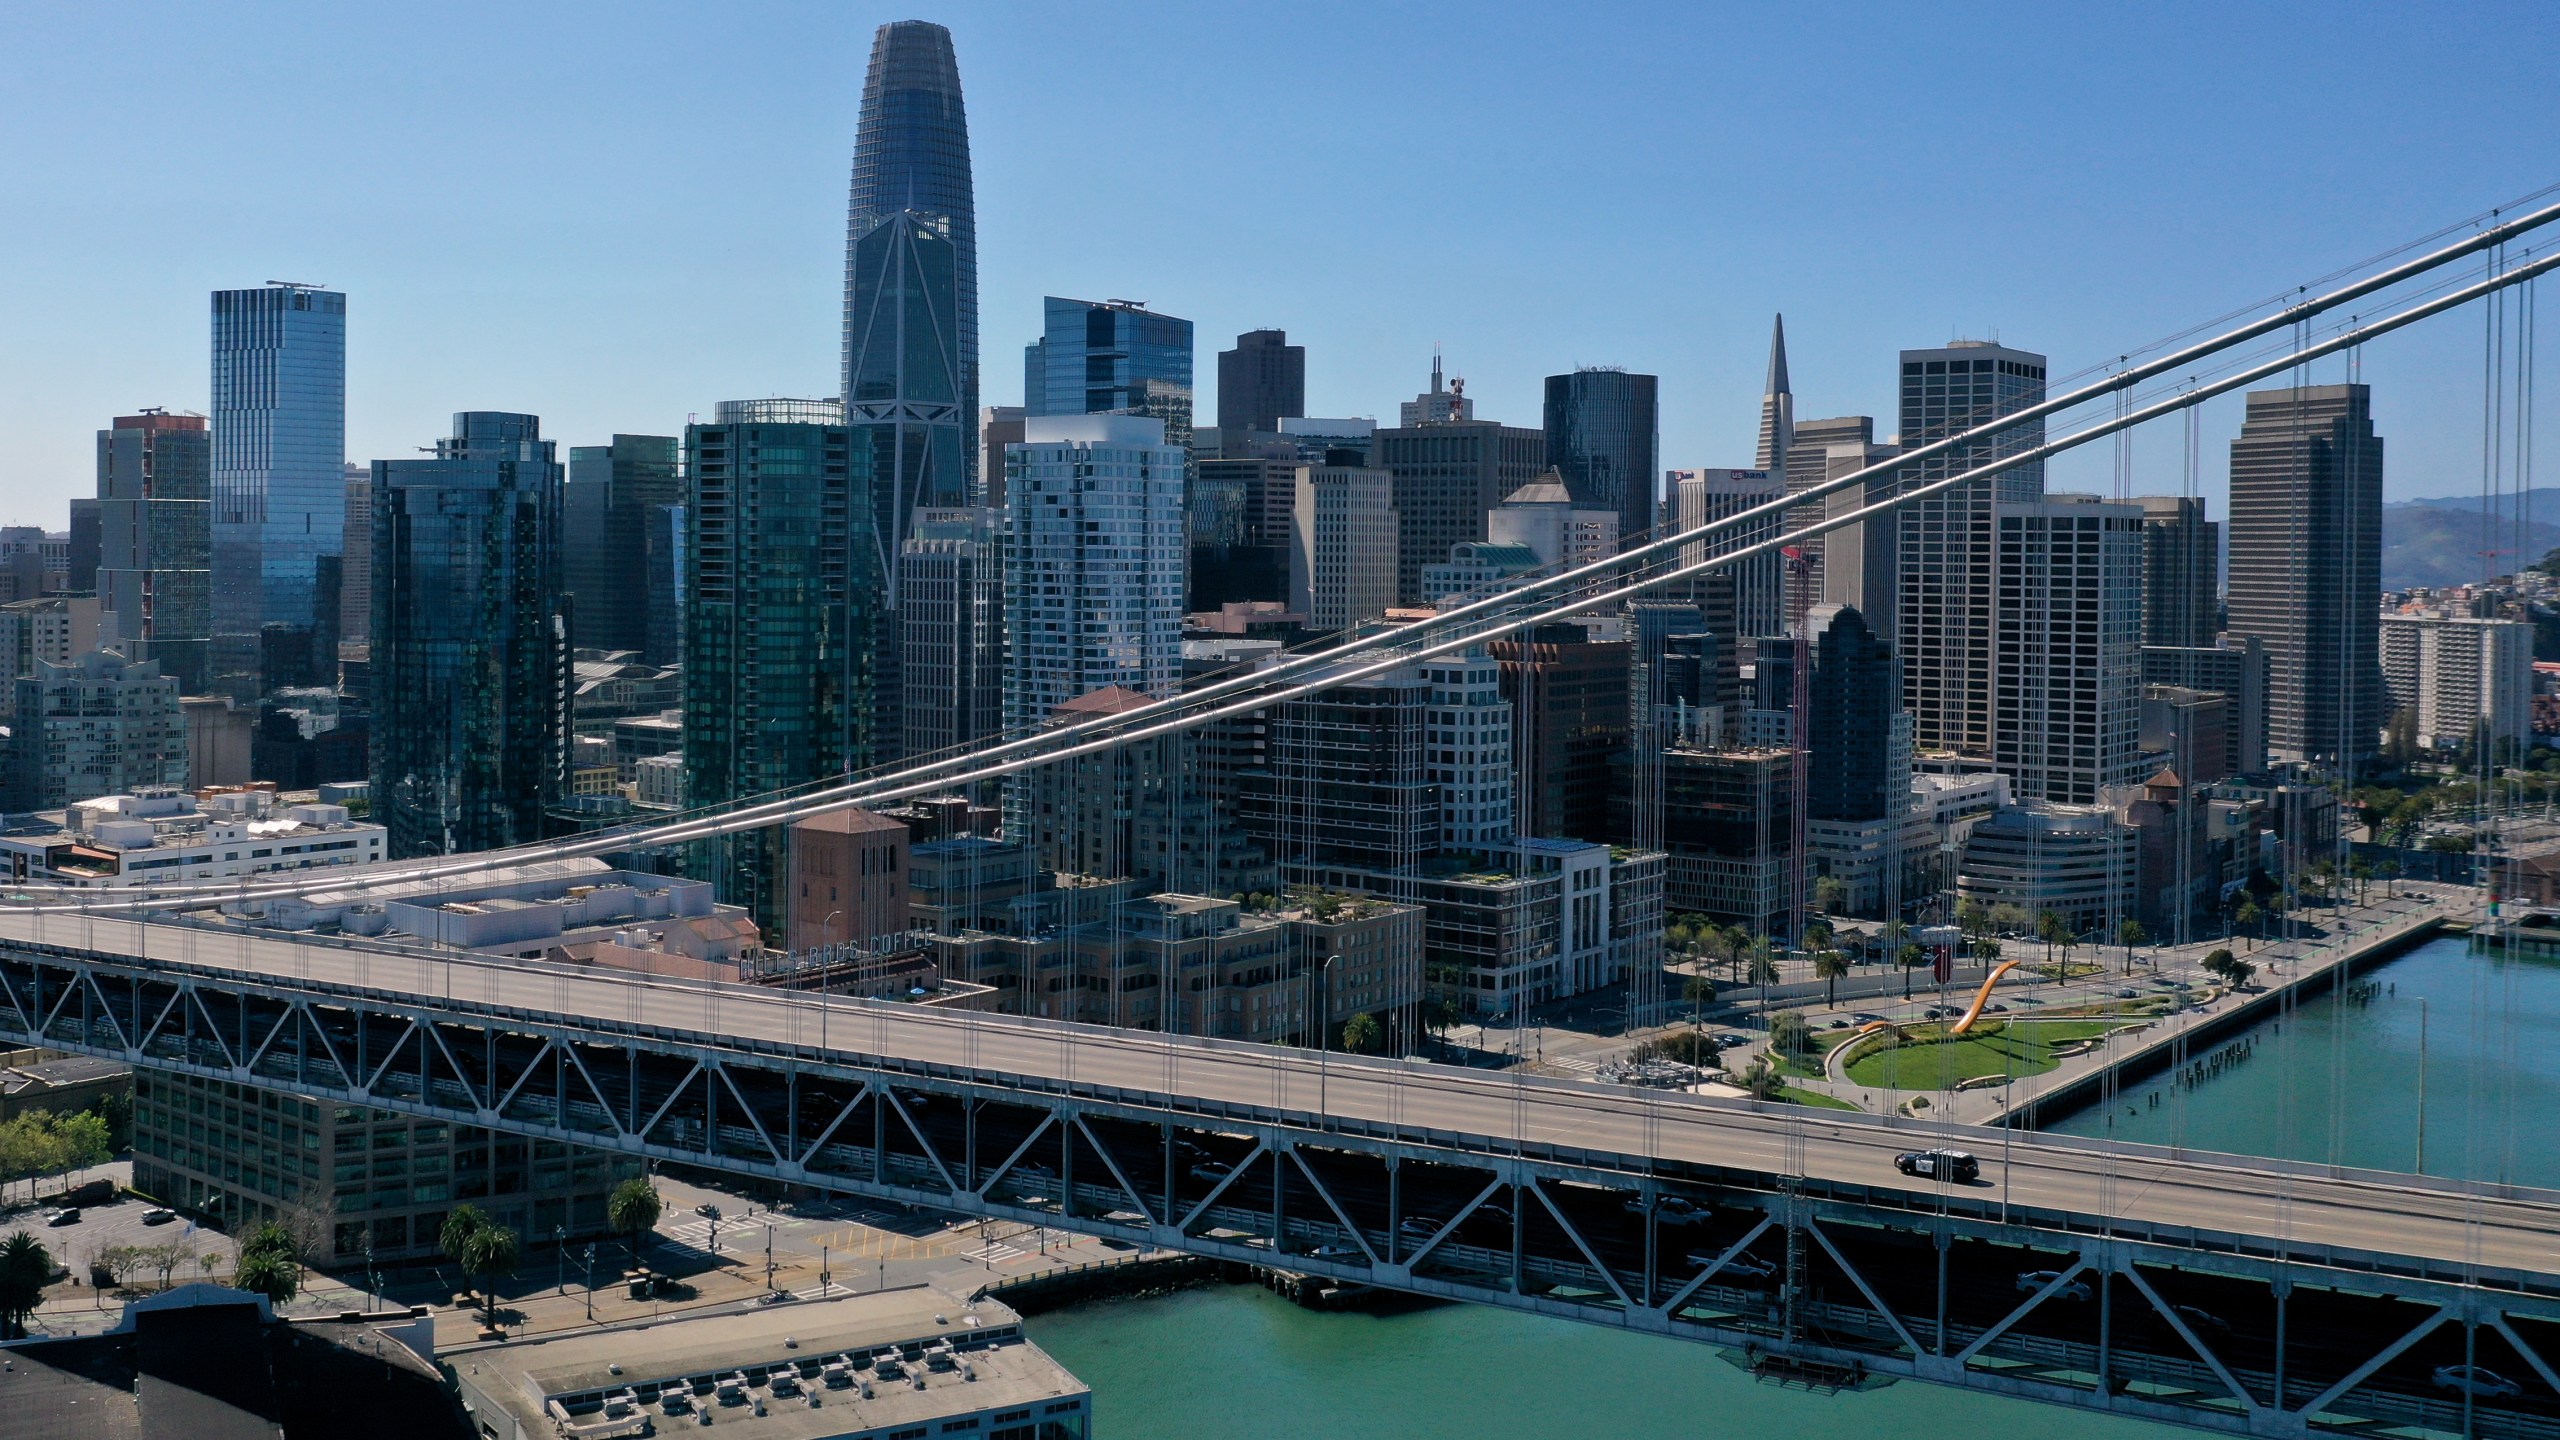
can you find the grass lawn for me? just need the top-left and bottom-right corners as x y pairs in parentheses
(1779, 1085), (1860, 1111)
(1843, 1020), (2123, 1091)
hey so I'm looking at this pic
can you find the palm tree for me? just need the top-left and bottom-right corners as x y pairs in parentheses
(2116, 919), (2147, 974)
(607, 1177), (664, 1268)
(2035, 910), (2068, 970)
(1684, 973), (1718, 1027)
(233, 1222), (299, 1305)
(1744, 934), (1779, 990)
(2232, 896), (2264, 949)
(0, 1232), (50, 1340)
(442, 1204), (522, 1331)
(1813, 949), (1849, 1008)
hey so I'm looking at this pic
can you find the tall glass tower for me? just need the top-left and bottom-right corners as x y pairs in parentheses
(370, 413), (570, 858)
(210, 283), (346, 698)
(843, 19), (976, 512)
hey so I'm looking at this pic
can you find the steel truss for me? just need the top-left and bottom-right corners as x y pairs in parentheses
(6, 938), (2559, 1438)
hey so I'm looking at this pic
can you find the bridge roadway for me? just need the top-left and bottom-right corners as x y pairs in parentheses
(4, 907), (2553, 1288)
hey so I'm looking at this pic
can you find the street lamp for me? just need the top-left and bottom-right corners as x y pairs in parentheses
(554, 1225), (567, 1295)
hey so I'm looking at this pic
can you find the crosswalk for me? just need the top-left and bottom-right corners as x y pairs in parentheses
(961, 1239), (1026, 1265)
(1545, 1056), (1600, 1075)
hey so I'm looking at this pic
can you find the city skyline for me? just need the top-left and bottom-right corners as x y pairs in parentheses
(4, 4), (2554, 526)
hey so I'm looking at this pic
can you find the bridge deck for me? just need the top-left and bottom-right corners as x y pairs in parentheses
(6, 909), (2552, 1284)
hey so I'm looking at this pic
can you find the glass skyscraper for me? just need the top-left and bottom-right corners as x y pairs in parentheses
(210, 283), (346, 698)
(684, 400), (875, 934)
(370, 413), (571, 858)
(1025, 298), (1194, 455)
(843, 19), (976, 503)
(1543, 367), (1659, 545)
(563, 434), (682, 661)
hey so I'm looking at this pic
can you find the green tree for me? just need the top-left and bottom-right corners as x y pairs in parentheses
(1813, 949), (1849, 1008)
(607, 1177), (664, 1267)
(1989, 903), (2030, 937)
(52, 1111), (110, 1179)
(1735, 1056), (1785, 1102)
(1958, 897), (1990, 936)
(1812, 876), (1849, 917)
(0, 1231), (52, 1339)
(2202, 948), (2257, 990)
(2231, 896), (2263, 947)
(1743, 934), (1779, 988)
(1803, 916), (1834, 951)
(233, 1221), (300, 1305)
(1683, 973), (1718, 1026)
(441, 1207), (521, 1331)
(2116, 919), (2147, 973)
(2033, 909), (2067, 962)
(1768, 1009), (1811, 1060)
(1340, 1011), (1383, 1055)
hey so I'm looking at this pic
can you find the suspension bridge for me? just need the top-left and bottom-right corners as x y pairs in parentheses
(4, 197), (2559, 1435)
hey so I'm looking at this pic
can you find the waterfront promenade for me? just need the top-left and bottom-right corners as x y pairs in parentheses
(1784, 888), (2472, 1125)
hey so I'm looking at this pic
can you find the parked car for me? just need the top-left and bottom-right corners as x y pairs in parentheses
(2433, 1366), (2523, 1399)
(44, 1208), (80, 1227)
(141, 1208), (177, 1226)
(1894, 1149), (1979, 1183)
(2016, 1270), (2092, 1301)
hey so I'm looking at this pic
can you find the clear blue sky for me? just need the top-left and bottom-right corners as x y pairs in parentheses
(4, 1), (2556, 526)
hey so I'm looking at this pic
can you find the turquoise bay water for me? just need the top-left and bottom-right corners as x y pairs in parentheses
(1031, 935), (2558, 1438)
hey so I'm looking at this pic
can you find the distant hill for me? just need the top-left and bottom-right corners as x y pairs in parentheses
(2381, 490), (2560, 588)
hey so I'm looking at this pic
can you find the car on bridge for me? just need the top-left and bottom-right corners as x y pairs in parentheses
(1688, 1251), (1776, 1280)
(1626, 1194), (1711, 1225)
(2017, 1270), (2092, 1301)
(1894, 1148), (1979, 1183)
(2434, 1366), (2523, 1399)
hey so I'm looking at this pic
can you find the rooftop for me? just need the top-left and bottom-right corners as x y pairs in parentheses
(449, 1288), (1084, 1440)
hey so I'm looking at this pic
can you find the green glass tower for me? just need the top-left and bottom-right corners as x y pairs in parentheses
(682, 399), (877, 935)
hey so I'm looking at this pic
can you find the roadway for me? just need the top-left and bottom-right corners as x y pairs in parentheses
(4, 908), (2558, 1288)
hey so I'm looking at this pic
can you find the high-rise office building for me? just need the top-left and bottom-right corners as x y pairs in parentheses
(980, 406), (1025, 510)
(2225, 384), (2385, 766)
(563, 435), (682, 659)
(1492, 472), (1619, 574)
(641, 502), (686, 670)
(1289, 461), (1398, 633)
(337, 462), (371, 663)
(1400, 353), (1474, 426)
(1002, 415), (1186, 739)
(1, 652), (187, 811)
(1217, 328), (1305, 432)
(1991, 496), (2144, 804)
(1807, 604), (1900, 822)
(1375, 367), (1546, 604)
(64, 501), (98, 594)
(1895, 340), (2047, 760)
(684, 399), (873, 931)
(1669, 468), (1785, 642)
(2142, 639), (2269, 777)
(210, 283), (346, 698)
(900, 506), (1005, 764)
(2136, 494), (2220, 648)
(1544, 367), (1659, 545)
(1756, 315), (1794, 474)
(1025, 298), (1194, 455)
(843, 20), (976, 500)
(369, 413), (571, 858)
(1813, 423), (1902, 630)
(95, 409), (211, 694)
(1190, 447), (1297, 609)
(1491, 622), (1630, 843)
